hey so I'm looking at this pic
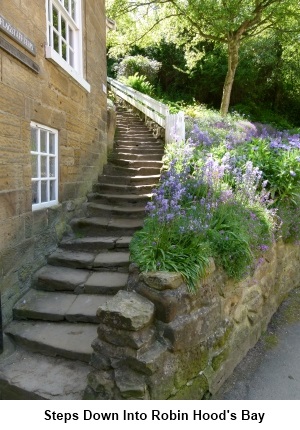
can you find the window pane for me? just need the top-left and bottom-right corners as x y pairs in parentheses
(31, 155), (38, 178)
(62, 41), (67, 61)
(61, 16), (66, 39)
(41, 156), (48, 177)
(40, 130), (47, 152)
(50, 180), (56, 201)
(32, 181), (39, 204)
(71, 0), (76, 20)
(30, 123), (58, 208)
(52, 6), (59, 30)
(64, 0), (69, 12)
(53, 31), (59, 53)
(49, 157), (56, 177)
(41, 181), (48, 203)
(68, 27), (74, 48)
(69, 49), (74, 67)
(31, 128), (38, 151)
(49, 133), (56, 154)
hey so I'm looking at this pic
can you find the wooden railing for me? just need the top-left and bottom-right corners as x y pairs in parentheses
(107, 77), (185, 143)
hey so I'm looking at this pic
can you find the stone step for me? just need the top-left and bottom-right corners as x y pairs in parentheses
(35, 265), (129, 294)
(47, 248), (130, 270)
(70, 215), (143, 237)
(87, 192), (152, 206)
(116, 142), (164, 149)
(92, 182), (155, 195)
(13, 290), (111, 324)
(0, 342), (90, 399)
(60, 235), (132, 252)
(103, 164), (161, 177)
(98, 174), (160, 185)
(116, 132), (155, 138)
(110, 159), (163, 169)
(84, 271), (129, 294)
(110, 152), (163, 161)
(34, 265), (91, 292)
(85, 202), (145, 218)
(47, 249), (96, 269)
(112, 147), (164, 155)
(5, 320), (96, 362)
(116, 138), (160, 144)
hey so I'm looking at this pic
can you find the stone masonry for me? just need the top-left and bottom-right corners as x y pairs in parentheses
(0, 106), (165, 399)
(86, 240), (300, 399)
(0, 0), (107, 326)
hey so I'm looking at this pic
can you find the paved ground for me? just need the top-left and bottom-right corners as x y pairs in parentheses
(214, 287), (300, 400)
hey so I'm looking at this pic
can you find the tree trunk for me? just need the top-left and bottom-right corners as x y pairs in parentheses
(220, 37), (240, 116)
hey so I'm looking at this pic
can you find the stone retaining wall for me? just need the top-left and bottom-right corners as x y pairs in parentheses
(85, 240), (300, 399)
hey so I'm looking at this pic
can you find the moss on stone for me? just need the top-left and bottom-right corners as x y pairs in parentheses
(212, 348), (229, 371)
(263, 333), (278, 350)
(169, 374), (210, 400)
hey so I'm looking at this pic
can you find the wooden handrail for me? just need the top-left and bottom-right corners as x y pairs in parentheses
(107, 77), (185, 143)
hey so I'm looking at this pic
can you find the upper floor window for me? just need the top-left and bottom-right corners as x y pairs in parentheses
(45, 0), (90, 92)
(31, 122), (59, 211)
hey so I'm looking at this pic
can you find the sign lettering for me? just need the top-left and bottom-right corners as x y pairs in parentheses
(0, 14), (36, 55)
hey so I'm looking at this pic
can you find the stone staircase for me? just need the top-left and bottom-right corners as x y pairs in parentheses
(0, 107), (164, 399)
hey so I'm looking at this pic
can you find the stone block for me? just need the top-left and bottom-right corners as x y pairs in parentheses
(140, 271), (184, 291)
(0, 83), (24, 117)
(157, 304), (221, 352)
(96, 291), (155, 331)
(97, 323), (155, 350)
(115, 367), (147, 399)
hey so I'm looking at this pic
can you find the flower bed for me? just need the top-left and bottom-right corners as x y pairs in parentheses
(130, 108), (300, 290)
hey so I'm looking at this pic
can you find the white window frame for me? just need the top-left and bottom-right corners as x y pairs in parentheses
(31, 122), (59, 211)
(45, 0), (90, 92)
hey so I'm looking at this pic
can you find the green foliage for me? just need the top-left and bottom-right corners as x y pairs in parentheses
(115, 55), (161, 83)
(234, 138), (300, 205)
(209, 202), (271, 279)
(130, 217), (211, 292)
(120, 73), (155, 96)
(107, 0), (300, 114)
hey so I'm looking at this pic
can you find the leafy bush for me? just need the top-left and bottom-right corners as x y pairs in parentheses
(120, 73), (155, 96)
(116, 55), (161, 84)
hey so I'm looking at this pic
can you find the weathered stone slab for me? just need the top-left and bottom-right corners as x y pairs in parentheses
(47, 249), (95, 269)
(13, 290), (76, 321)
(0, 347), (90, 400)
(66, 295), (111, 323)
(5, 321), (96, 362)
(96, 291), (154, 331)
(35, 265), (90, 291)
(85, 272), (128, 294)
(93, 251), (130, 268)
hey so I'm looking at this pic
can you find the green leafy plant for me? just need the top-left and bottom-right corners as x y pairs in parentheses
(130, 217), (211, 292)
(120, 73), (155, 96)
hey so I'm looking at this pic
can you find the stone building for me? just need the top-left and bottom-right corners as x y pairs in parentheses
(0, 0), (108, 326)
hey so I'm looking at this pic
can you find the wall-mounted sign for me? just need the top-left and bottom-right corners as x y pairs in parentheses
(0, 14), (36, 56)
(0, 36), (39, 73)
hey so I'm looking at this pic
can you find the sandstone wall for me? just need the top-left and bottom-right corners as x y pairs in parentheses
(0, 0), (107, 325)
(85, 240), (300, 399)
